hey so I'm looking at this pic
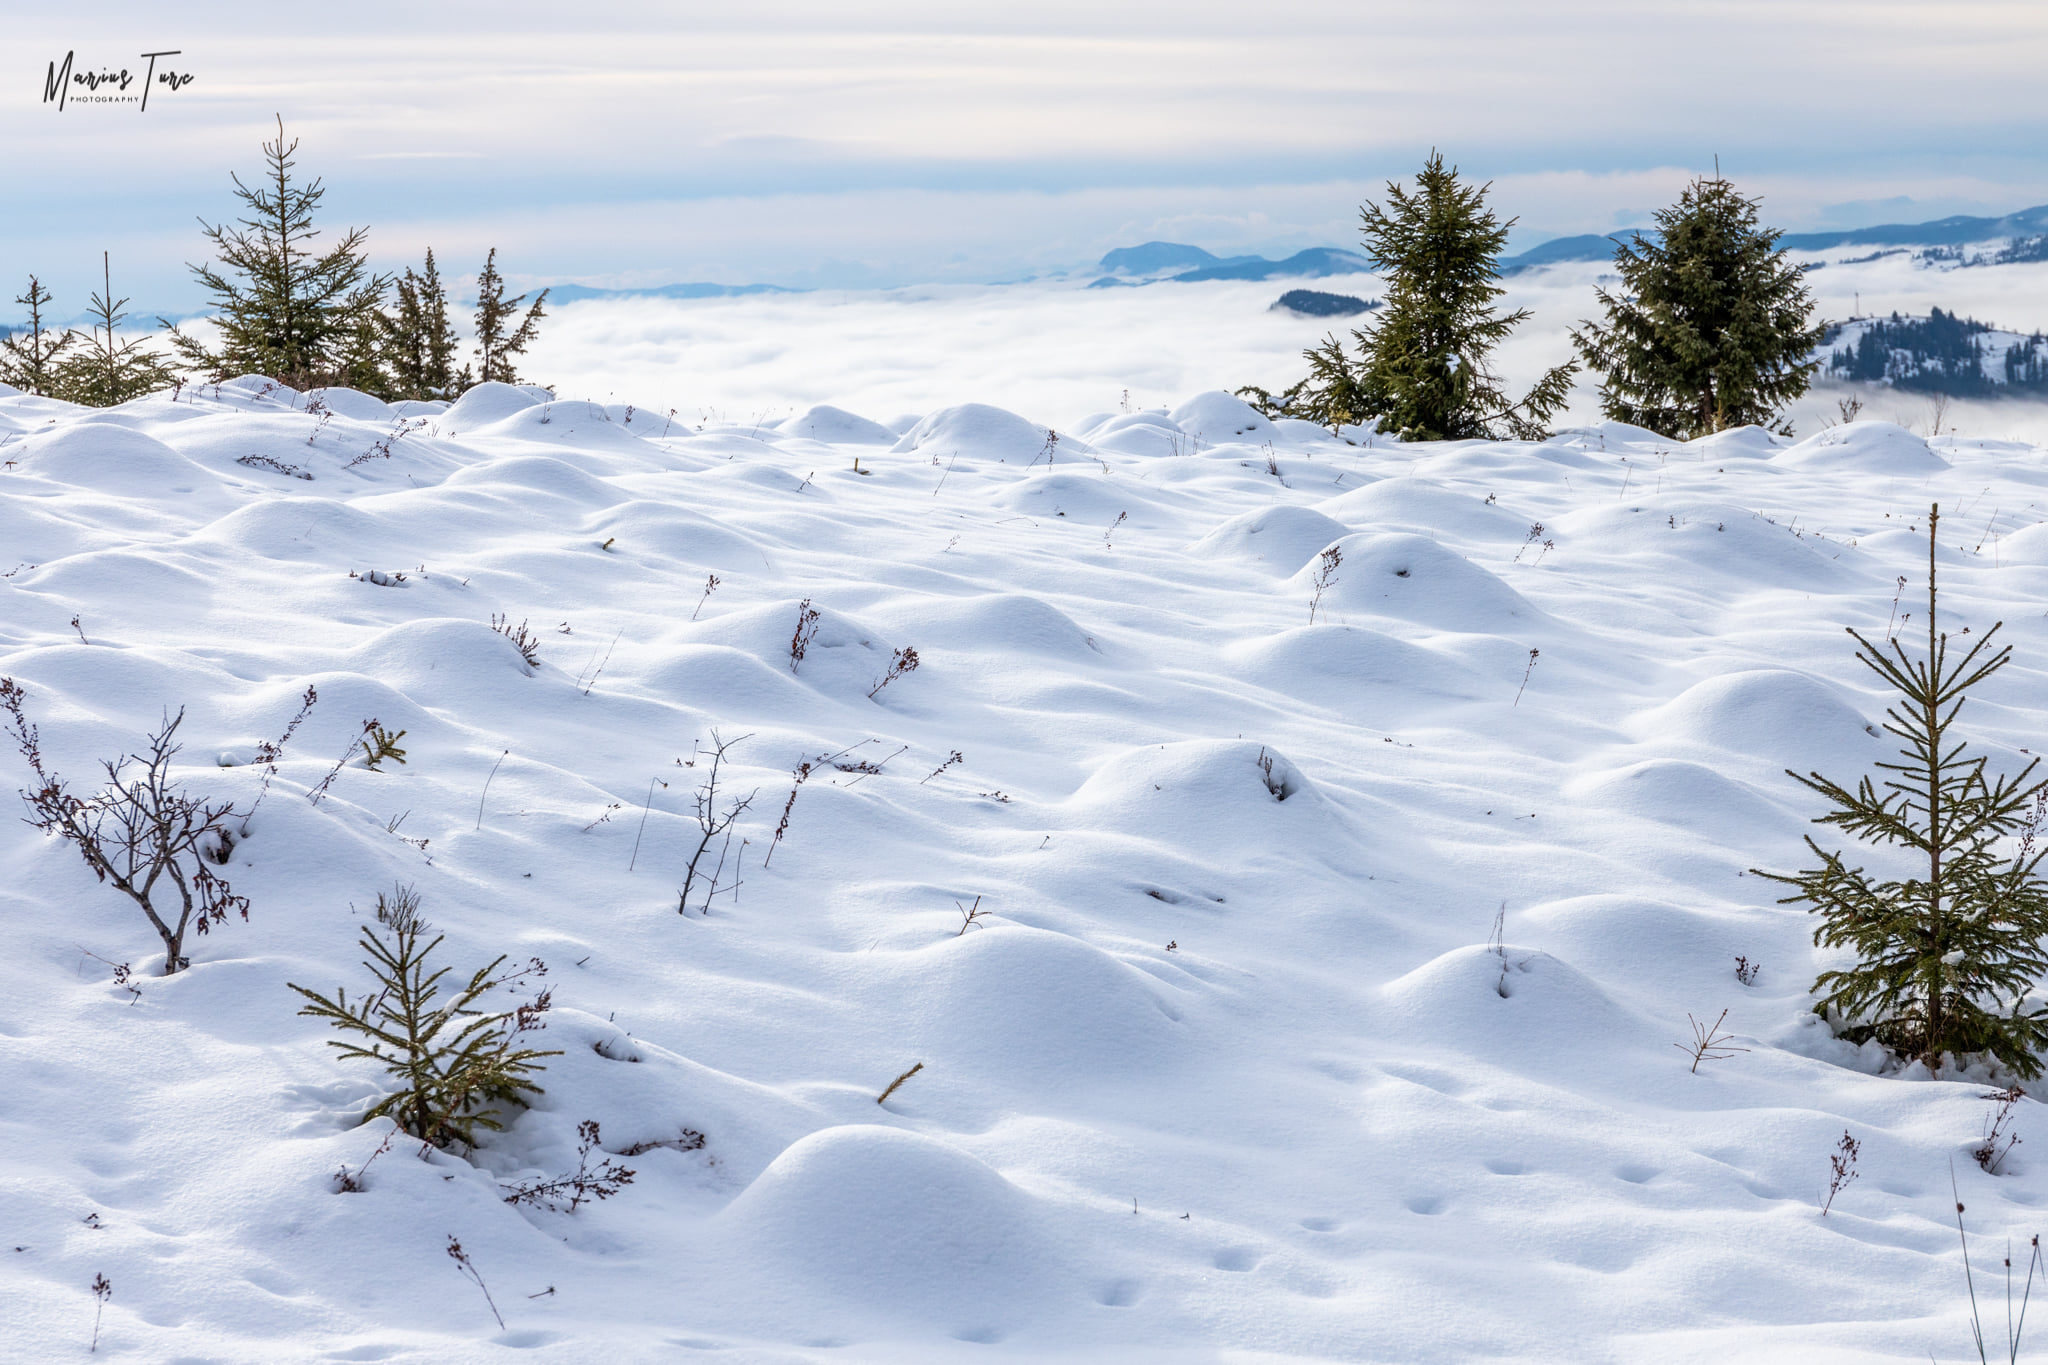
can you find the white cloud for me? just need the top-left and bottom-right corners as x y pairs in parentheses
(7, 2), (2046, 307)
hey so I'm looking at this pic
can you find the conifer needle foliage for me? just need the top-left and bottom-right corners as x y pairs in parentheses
(1754, 506), (2048, 1076)
(1572, 172), (1823, 439)
(1240, 151), (1576, 440)
(164, 116), (389, 391)
(289, 885), (560, 1147)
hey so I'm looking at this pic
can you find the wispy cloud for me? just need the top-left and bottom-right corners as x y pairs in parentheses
(7, 2), (2046, 308)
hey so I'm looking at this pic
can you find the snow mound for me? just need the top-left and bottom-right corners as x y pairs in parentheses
(1084, 411), (1192, 457)
(1685, 424), (1783, 460)
(1065, 738), (1343, 852)
(867, 592), (1100, 662)
(303, 387), (396, 421)
(1224, 624), (1482, 711)
(1630, 668), (1876, 776)
(714, 1125), (1075, 1325)
(893, 927), (1183, 1081)
(1563, 757), (1790, 839)
(995, 470), (1145, 523)
(1778, 421), (1950, 474)
(1998, 521), (2048, 565)
(890, 402), (1085, 462)
(440, 380), (551, 428)
(1318, 476), (1525, 541)
(778, 404), (898, 444)
(1170, 390), (1275, 444)
(18, 419), (218, 495)
(1379, 945), (1647, 1065)
(1189, 505), (1351, 576)
(1299, 532), (1536, 632)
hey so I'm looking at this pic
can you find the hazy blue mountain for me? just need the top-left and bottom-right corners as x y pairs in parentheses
(543, 282), (801, 304)
(1779, 204), (2048, 251)
(1499, 233), (1646, 273)
(1098, 242), (1259, 275)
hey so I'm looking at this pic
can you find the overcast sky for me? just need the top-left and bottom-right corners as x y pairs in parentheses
(8, 1), (2046, 308)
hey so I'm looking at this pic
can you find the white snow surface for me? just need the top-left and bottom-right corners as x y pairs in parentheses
(5, 376), (2048, 1362)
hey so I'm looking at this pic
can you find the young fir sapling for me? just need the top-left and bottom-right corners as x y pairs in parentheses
(288, 884), (559, 1149)
(1754, 505), (2048, 1076)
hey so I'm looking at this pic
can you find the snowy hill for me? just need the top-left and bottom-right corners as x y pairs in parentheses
(1824, 309), (2048, 396)
(4, 378), (2048, 1361)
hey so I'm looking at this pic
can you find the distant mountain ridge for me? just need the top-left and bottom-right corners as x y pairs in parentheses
(541, 282), (799, 304)
(1493, 203), (2048, 273)
(1089, 242), (1370, 288)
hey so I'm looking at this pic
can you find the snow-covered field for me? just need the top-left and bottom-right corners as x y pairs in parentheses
(6, 372), (2048, 1362)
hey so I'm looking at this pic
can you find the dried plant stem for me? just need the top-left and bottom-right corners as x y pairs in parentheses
(877, 1061), (924, 1105)
(476, 750), (508, 831)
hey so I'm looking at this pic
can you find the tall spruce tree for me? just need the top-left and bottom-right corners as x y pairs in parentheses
(471, 249), (547, 387)
(1572, 173), (1823, 439)
(1754, 506), (2048, 1076)
(1242, 152), (1575, 439)
(382, 249), (465, 400)
(0, 276), (77, 396)
(52, 254), (177, 407)
(164, 116), (388, 389)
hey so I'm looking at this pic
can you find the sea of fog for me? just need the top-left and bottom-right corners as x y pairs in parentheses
(524, 257), (2048, 444)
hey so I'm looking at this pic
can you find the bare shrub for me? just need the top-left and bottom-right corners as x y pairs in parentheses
(1675, 1008), (1748, 1074)
(1822, 1129), (1860, 1214)
(956, 895), (990, 936)
(764, 757), (814, 868)
(867, 647), (919, 699)
(788, 599), (820, 672)
(1309, 545), (1341, 623)
(500, 1120), (636, 1212)
(1978, 1086), (2027, 1174)
(2, 680), (248, 975)
(445, 1237), (505, 1330)
(678, 731), (755, 914)
(489, 614), (541, 668)
(90, 1273), (111, 1353)
(692, 574), (719, 621)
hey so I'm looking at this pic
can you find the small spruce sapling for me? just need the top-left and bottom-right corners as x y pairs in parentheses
(0, 275), (76, 395)
(360, 722), (408, 770)
(289, 885), (560, 1149)
(1754, 505), (2048, 1075)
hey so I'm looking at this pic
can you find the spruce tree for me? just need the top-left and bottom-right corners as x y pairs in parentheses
(0, 276), (77, 396)
(471, 249), (547, 388)
(1572, 173), (1823, 439)
(164, 116), (388, 390)
(52, 254), (177, 407)
(382, 249), (466, 400)
(1755, 505), (2048, 1076)
(1244, 153), (1575, 439)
